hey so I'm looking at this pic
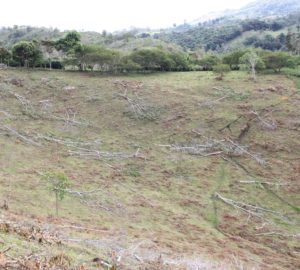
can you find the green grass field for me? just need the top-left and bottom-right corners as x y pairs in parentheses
(0, 69), (299, 269)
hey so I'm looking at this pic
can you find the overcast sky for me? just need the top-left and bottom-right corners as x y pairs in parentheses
(1, 0), (254, 32)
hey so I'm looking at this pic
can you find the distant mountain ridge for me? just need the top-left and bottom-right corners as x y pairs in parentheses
(1, 0), (300, 53)
(191, 0), (300, 25)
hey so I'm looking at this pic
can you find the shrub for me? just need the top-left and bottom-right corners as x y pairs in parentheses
(262, 51), (297, 72)
(213, 64), (231, 80)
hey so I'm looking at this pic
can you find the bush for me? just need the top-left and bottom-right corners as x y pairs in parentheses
(282, 67), (300, 77)
(223, 50), (247, 70)
(198, 55), (221, 71)
(262, 52), (297, 72)
(213, 64), (231, 80)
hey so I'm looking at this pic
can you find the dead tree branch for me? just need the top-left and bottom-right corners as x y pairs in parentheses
(219, 115), (244, 132)
(214, 193), (291, 223)
(239, 180), (288, 187)
(255, 232), (300, 238)
(114, 80), (158, 121)
(162, 131), (265, 165)
(219, 91), (297, 133)
(7, 90), (88, 126)
(198, 95), (229, 108)
(35, 134), (101, 149)
(225, 138), (266, 165)
(69, 148), (141, 160)
(9, 92), (32, 111)
(0, 110), (12, 119)
(0, 125), (41, 146)
(117, 92), (158, 121)
(250, 110), (277, 130)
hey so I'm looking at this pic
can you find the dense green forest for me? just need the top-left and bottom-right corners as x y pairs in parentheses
(156, 11), (300, 51)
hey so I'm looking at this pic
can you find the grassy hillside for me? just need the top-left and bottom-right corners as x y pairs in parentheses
(0, 69), (299, 269)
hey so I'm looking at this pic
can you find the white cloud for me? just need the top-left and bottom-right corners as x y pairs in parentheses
(0, 0), (253, 32)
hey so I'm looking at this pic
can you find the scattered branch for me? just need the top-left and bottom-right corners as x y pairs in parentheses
(237, 123), (251, 141)
(0, 125), (41, 146)
(69, 148), (141, 160)
(225, 138), (266, 165)
(212, 87), (250, 101)
(114, 80), (159, 121)
(0, 247), (11, 254)
(219, 91), (297, 133)
(56, 225), (108, 233)
(6, 90), (88, 126)
(35, 133), (101, 149)
(255, 232), (300, 238)
(0, 110), (12, 118)
(198, 95), (229, 108)
(162, 131), (266, 165)
(46, 111), (88, 127)
(214, 193), (291, 223)
(250, 110), (277, 130)
(118, 92), (159, 121)
(9, 91), (36, 118)
(239, 180), (288, 187)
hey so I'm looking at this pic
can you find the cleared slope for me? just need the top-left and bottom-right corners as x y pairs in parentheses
(0, 70), (299, 269)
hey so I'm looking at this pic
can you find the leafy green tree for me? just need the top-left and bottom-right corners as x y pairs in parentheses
(40, 40), (60, 70)
(285, 31), (293, 51)
(64, 44), (120, 72)
(169, 52), (190, 71)
(66, 43), (89, 70)
(55, 31), (81, 52)
(213, 64), (231, 80)
(156, 50), (175, 71)
(262, 52), (296, 72)
(0, 47), (11, 65)
(198, 55), (221, 71)
(130, 48), (175, 71)
(43, 172), (71, 216)
(223, 50), (247, 70)
(12, 41), (41, 67)
(119, 56), (142, 72)
(285, 31), (300, 54)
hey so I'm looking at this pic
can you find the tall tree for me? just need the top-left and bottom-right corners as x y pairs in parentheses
(55, 31), (81, 53)
(40, 40), (61, 70)
(0, 47), (11, 65)
(285, 30), (300, 55)
(223, 50), (247, 70)
(12, 41), (41, 67)
(198, 55), (221, 71)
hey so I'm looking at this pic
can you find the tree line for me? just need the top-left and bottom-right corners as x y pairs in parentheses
(0, 31), (299, 74)
(0, 31), (190, 72)
(197, 49), (300, 82)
